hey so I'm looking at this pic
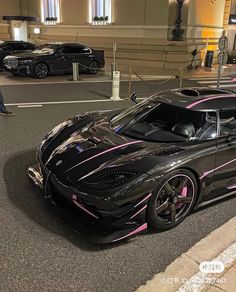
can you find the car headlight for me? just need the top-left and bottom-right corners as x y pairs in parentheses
(82, 169), (138, 190)
(19, 60), (33, 65)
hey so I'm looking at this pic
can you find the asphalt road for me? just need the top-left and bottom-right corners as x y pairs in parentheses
(1, 79), (236, 292)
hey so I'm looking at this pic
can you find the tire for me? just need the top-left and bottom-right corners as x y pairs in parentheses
(147, 169), (198, 231)
(89, 61), (99, 74)
(33, 62), (48, 79)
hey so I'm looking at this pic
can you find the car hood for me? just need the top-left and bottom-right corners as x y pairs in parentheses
(44, 116), (183, 186)
(5, 51), (53, 60)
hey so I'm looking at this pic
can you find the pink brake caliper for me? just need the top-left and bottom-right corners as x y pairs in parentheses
(176, 186), (188, 208)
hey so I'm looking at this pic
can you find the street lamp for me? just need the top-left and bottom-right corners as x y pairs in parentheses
(172, 0), (185, 41)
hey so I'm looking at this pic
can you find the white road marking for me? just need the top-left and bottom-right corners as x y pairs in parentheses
(210, 84), (236, 88)
(189, 77), (231, 81)
(197, 80), (234, 84)
(17, 105), (43, 108)
(5, 98), (145, 107)
(177, 242), (236, 292)
(6, 99), (122, 107)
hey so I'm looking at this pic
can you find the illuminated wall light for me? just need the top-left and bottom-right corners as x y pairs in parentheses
(40, 0), (44, 23)
(89, 0), (92, 23)
(34, 27), (41, 34)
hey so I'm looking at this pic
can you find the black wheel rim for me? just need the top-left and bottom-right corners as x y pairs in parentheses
(154, 174), (195, 225)
(35, 63), (48, 78)
(90, 61), (98, 73)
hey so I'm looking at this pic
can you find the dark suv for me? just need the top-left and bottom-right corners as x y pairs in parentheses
(4, 43), (105, 78)
(0, 40), (36, 69)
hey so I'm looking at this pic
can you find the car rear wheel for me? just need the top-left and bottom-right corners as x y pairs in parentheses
(33, 62), (48, 79)
(89, 61), (99, 74)
(147, 169), (197, 231)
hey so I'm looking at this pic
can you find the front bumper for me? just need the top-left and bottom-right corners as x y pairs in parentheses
(28, 163), (150, 243)
(4, 64), (31, 75)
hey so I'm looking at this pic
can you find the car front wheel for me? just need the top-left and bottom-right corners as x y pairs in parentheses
(147, 169), (198, 231)
(33, 62), (48, 79)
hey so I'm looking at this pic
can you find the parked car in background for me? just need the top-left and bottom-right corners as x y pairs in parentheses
(4, 43), (105, 78)
(0, 40), (36, 69)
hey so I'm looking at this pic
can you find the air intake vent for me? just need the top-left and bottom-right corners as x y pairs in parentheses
(180, 89), (199, 96)
(157, 147), (182, 156)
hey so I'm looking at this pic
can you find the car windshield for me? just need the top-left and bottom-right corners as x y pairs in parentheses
(32, 44), (57, 54)
(110, 99), (217, 142)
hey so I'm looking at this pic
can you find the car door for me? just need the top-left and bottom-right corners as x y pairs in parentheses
(52, 45), (72, 72)
(0, 43), (14, 67)
(76, 45), (92, 70)
(68, 45), (92, 72)
(213, 109), (236, 198)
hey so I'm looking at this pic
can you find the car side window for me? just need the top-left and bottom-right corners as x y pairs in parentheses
(220, 110), (236, 136)
(13, 43), (27, 50)
(80, 47), (90, 53)
(69, 46), (90, 54)
(26, 43), (35, 50)
(1, 43), (13, 51)
(195, 111), (217, 140)
(17, 43), (34, 50)
(60, 46), (70, 54)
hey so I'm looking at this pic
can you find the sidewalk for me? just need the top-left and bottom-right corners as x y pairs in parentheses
(0, 63), (235, 86)
(184, 64), (236, 79)
(137, 216), (236, 292)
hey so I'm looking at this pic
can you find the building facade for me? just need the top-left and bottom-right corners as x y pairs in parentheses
(0, 0), (233, 73)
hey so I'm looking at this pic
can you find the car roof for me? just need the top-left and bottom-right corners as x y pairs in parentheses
(46, 42), (89, 47)
(3, 40), (28, 43)
(153, 87), (236, 111)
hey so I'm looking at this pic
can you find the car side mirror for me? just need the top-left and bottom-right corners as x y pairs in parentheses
(130, 92), (138, 104)
(226, 135), (233, 144)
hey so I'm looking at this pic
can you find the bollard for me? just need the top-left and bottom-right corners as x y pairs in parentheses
(179, 66), (184, 88)
(111, 62), (117, 80)
(110, 71), (121, 101)
(128, 68), (132, 98)
(72, 62), (79, 81)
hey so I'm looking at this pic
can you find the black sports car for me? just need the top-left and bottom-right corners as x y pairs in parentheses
(4, 43), (105, 78)
(29, 87), (236, 243)
(0, 40), (36, 69)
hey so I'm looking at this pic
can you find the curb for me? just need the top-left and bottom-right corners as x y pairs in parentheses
(136, 216), (236, 292)
(120, 73), (176, 81)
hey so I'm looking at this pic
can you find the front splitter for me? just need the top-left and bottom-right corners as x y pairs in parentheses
(28, 165), (148, 244)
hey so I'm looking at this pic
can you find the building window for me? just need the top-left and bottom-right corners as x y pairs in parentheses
(90, 0), (111, 25)
(41, 0), (60, 24)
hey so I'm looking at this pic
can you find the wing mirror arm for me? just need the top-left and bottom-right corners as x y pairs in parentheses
(130, 92), (138, 104)
(226, 135), (232, 144)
